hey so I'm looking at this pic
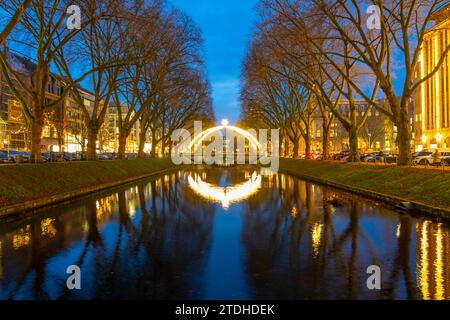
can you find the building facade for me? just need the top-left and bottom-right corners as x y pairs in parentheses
(414, 9), (450, 151)
(311, 99), (397, 153)
(107, 105), (141, 153)
(0, 52), (129, 154)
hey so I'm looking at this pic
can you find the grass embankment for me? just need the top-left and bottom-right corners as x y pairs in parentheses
(0, 158), (176, 209)
(280, 158), (450, 216)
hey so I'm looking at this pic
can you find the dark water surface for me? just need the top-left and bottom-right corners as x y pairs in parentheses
(0, 167), (449, 300)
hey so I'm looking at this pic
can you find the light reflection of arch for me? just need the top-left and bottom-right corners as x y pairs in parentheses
(188, 125), (261, 151)
(187, 172), (262, 209)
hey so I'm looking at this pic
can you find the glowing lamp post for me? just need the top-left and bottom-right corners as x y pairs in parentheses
(221, 119), (229, 127)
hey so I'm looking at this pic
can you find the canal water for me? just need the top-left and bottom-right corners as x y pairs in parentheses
(0, 167), (449, 300)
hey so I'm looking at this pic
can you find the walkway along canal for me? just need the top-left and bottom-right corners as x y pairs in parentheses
(0, 167), (449, 299)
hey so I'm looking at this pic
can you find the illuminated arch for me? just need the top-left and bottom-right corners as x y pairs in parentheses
(188, 172), (262, 209)
(188, 124), (261, 151)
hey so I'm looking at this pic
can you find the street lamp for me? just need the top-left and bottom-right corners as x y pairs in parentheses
(436, 132), (442, 143)
(221, 119), (229, 127)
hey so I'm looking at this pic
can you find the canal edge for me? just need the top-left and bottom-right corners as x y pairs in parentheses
(279, 167), (450, 221)
(0, 165), (186, 219)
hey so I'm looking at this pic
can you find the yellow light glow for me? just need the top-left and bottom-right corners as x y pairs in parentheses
(435, 224), (444, 300)
(41, 218), (56, 238)
(436, 132), (442, 142)
(421, 50), (426, 132)
(435, 35), (440, 131)
(188, 125), (261, 151)
(422, 134), (428, 144)
(12, 225), (31, 250)
(311, 223), (323, 256)
(291, 207), (297, 219)
(187, 172), (262, 209)
(417, 221), (430, 300)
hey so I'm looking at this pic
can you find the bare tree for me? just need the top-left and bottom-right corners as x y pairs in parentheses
(58, 0), (128, 160)
(0, 0), (31, 46)
(0, 0), (96, 162)
(290, 0), (450, 165)
(359, 112), (386, 150)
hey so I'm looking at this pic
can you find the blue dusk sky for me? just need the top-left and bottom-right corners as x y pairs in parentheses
(170, 0), (260, 125)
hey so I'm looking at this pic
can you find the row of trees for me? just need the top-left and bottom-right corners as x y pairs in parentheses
(241, 0), (450, 165)
(0, 0), (214, 161)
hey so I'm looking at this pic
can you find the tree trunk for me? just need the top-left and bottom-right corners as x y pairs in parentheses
(138, 137), (145, 158)
(161, 139), (166, 157)
(348, 125), (359, 162)
(304, 128), (311, 160)
(397, 117), (412, 166)
(150, 128), (156, 158)
(118, 131), (128, 159)
(30, 111), (44, 163)
(57, 128), (64, 154)
(283, 137), (289, 157)
(168, 140), (173, 158)
(384, 86), (411, 165)
(322, 123), (331, 160)
(138, 133), (146, 158)
(87, 126), (98, 161)
(322, 114), (331, 160)
(293, 138), (299, 158)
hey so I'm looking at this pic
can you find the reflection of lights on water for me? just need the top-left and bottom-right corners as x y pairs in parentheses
(260, 167), (276, 176)
(291, 207), (297, 219)
(82, 221), (89, 233)
(435, 224), (444, 300)
(396, 224), (401, 238)
(0, 240), (3, 280)
(96, 195), (114, 221)
(41, 218), (56, 238)
(129, 202), (137, 218)
(12, 225), (31, 250)
(417, 221), (448, 300)
(418, 221), (430, 300)
(311, 223), (323, 256)
(188, 172), (262, 209)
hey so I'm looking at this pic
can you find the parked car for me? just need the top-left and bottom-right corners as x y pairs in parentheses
(426, 149), (450, 166)
(0, 150), (9, 163)
(359, 153), (369, 161)
(7, 150), (30, 163)
(62, 152), (82, 161)
(385, 154), (399, 164)
(413, 151), (435, 165)
(442, 152), (450, 165)
(333, 151), (350, 161)
(125, 153), (138, 159)
(361, 152), (380, 162)
(41, 152), (51, 162)
(41, 152), (64, 162)
(97, 153), (113, 160)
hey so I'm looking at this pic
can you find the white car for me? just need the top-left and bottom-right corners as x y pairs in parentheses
(441, 152), (450, 165)
(413, 151), (434, 165)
